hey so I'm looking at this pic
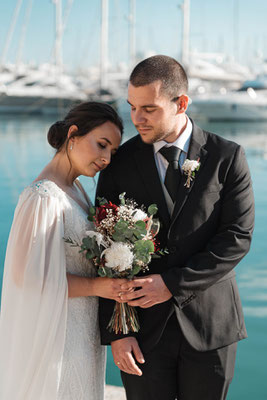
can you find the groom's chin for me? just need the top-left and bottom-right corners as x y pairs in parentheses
(138, 133), (156, 145)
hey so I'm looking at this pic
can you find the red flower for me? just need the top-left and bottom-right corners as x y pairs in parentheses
(153, 239), (160, 252)
(96, 202), (118, 223)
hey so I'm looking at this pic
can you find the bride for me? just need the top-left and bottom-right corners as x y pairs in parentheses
(0, 101), (127, 399)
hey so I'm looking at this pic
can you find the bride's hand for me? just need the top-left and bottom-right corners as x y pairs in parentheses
(93, 277), (130, 302)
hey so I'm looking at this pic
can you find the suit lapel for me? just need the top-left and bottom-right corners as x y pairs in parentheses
(134, 138), (170, 228)
(169, 122), (208, 232)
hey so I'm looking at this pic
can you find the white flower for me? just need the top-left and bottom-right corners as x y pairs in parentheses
(182, 159), (200, 172)
(182, 159), (201, 188)
(86, 231), (104, 247)
(102, 242), (134, 272)
(132, 209), (147, 222)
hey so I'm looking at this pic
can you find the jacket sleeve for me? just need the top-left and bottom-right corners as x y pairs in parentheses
(161, 145), (255, 308)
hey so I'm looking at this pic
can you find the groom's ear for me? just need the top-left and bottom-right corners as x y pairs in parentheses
(176, 95), (189, 114)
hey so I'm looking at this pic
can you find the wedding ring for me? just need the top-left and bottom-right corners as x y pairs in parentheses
(117, 361), (121, 365)
(118, 292), (122, 297)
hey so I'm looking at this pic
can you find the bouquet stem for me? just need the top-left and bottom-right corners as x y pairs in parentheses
(107, 302), (140, 334)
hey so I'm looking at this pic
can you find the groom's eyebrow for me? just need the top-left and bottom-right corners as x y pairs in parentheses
(127, 100), (158, 108)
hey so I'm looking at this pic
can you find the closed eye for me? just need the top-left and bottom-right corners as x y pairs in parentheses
(98, 143), (106, 149)
(145, 108), (157, 113)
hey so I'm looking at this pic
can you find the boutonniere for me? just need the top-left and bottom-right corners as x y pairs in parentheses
(182, 159), (201, 188)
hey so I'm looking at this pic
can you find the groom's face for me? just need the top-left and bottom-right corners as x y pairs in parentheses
(127, 81), (180, 144)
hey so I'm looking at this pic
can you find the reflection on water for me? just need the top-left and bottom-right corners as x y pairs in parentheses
(0, 113), (267, 399)
(192, 118), (267, 160)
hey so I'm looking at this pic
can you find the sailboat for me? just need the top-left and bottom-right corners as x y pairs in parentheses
(0, 0), (89, 114)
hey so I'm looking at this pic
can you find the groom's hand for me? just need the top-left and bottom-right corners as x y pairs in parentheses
(111, 337), (145, 376)
(120, 274), (172, 308)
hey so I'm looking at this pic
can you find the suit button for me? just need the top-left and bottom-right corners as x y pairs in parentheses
(169, 246), (176, 254)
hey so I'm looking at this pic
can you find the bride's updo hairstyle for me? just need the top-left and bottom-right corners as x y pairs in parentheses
(47, 101), (123, 153)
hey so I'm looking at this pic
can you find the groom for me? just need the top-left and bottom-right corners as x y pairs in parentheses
(96, 55), (255, 400)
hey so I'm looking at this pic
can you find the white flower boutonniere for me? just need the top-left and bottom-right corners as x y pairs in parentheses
(182, 159), (201, 188)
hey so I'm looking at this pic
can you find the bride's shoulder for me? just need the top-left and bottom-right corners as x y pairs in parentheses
(21, 179), (66, 201)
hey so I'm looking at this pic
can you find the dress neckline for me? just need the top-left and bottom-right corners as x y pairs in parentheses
(34, 179), (90, 215)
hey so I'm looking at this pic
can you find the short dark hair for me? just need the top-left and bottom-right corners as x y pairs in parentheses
(129, 55), (188, 98)
(47, 101), (123, 152)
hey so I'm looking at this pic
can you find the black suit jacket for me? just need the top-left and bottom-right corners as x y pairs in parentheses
(96, 120), (255, 353)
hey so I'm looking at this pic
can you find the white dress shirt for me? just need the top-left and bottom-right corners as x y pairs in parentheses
(153, 116), (193, 214)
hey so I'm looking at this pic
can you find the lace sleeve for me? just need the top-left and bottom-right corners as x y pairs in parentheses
(0, 182), (68, 399)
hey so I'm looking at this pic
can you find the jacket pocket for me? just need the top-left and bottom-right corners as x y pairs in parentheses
(198, 183), (223, 193)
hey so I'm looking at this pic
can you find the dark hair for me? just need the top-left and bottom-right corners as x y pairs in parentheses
(129, 55), (188, 99)
(47, 101), (123, 152)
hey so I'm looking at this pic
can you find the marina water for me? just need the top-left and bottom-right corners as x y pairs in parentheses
(0, 109), (266, 399)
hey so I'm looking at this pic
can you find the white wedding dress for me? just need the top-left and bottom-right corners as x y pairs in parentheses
(0, 179), (106, 400)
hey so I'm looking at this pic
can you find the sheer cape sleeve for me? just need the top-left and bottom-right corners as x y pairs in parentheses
(0, 182), (68, 400)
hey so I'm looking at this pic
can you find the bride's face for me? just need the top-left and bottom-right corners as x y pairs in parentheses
(69, 121), (122, 177)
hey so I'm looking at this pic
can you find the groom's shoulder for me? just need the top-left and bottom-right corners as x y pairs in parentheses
(115, 134), (141, 159)
(196, 124), (241, 156)
(121, 134), (141, 151)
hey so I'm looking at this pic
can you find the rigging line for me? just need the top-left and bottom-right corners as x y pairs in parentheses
(0, 0), (24, 67)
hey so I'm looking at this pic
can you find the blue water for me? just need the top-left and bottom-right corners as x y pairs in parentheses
(0, 112), (266, 399)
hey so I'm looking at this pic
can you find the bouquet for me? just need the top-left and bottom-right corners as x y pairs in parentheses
(67, 193), (162, 334)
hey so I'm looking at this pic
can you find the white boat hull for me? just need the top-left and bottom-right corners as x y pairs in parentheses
(189, 91), (267, 121)
(0, 94), (86, 114)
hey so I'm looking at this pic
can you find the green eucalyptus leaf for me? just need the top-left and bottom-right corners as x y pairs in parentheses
(114, 220), (129, 233)
(82, 237), (92, 249)
(135, 254), (151, 264)
(97, 196), (108, 206)
(134, 239), (154, 255)
(131, 264), (141, 275)
(135, 220), (146, 230)
(124, 229), (134, 240)
(133, 229), (142, 240)
(104, 267), (113, 278)
(119, 192), (126, 206)
(98, 267), (106, 277)
(86, 250), (95, 259)
(89, 207), (96, 216)
(112, 232), (125, 242)
(148, 204), (158, 216)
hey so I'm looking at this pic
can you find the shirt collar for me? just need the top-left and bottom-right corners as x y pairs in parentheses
(153, 116), (192, 155)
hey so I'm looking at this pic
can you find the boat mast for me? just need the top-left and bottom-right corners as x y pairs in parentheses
(0, 0), (23, 69)
(181, 0), (190, 67)
(54, 0), (63, 73)
(16, 0), (34, 67)
(129, 0), (136, 70)
(233, 0), (239, 61)
(100, 0), (109, 90)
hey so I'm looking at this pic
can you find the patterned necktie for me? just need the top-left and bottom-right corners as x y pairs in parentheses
(159, 146), (182, 202)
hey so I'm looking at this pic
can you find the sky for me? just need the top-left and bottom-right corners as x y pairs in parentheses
(0, 0), (267, 73)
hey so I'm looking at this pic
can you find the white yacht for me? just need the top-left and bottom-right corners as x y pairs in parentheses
(189, 75), (267, 121)
(0, 64), (88, 114)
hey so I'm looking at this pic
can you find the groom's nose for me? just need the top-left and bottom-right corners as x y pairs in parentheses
(131, 109), (147, 125)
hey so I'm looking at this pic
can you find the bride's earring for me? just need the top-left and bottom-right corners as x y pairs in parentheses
(70, 143), (73, 150)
